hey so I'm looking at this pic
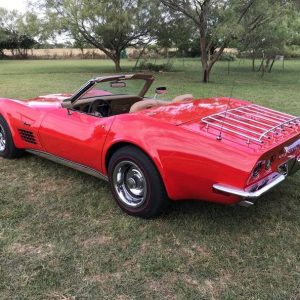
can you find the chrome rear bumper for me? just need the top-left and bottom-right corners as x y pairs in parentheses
(213, 154), (299, 206)
(213, 173), (286, 200)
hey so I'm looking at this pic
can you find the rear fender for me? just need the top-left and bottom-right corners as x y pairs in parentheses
(102, 115), (256, 204)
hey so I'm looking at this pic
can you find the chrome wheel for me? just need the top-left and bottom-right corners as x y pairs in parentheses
(113, 160), (147, 208)
(0, 125), (6, 152)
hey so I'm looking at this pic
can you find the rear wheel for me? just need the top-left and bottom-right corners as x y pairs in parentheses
(0, 116), (23, 159)
(108, 146), (169, 218)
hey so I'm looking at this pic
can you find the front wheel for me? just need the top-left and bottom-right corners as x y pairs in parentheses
(108, 146), (169, 218)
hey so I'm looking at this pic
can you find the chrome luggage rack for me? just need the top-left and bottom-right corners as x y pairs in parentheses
(201, 104), (299, 144)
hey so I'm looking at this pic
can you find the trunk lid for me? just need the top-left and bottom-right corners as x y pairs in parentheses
(141, 97), (249, 125)
(141, 97), (300, 151)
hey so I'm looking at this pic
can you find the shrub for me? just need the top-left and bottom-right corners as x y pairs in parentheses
(138, 61), (173, 72)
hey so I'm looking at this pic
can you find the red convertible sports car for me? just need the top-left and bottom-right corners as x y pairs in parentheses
(0, 74), (299, 217)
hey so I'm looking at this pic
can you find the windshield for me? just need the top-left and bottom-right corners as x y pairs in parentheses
(79, 79), (147, 100)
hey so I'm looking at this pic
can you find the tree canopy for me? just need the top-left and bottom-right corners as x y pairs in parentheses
(41, 0), (161, 71)
(160, 0), (299, 82)
(0, 8), (36, 57)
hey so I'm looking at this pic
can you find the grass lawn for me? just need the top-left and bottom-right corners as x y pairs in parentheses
(0, 58), (299, 299)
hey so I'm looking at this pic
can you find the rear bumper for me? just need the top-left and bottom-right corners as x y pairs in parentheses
(213, 173), (286, 199)
(213, 154), (300, 206)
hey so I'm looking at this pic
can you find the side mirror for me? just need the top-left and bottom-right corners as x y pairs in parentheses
(155, 87), (167, 95)
(154, 87), (167, 99)
(110, 81), (126, 88)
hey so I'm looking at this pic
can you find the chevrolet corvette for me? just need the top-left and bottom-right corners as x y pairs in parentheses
(0, 74), (299, 217)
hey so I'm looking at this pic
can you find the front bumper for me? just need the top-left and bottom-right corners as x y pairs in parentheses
(213, 154), (300, 206)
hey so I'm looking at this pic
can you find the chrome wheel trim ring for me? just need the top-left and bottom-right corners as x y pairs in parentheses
(0, 124), (6, 152)
(112, 160), (147, 208)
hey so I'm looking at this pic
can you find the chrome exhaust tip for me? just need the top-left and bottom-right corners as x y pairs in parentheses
(239, 200), (255, 207)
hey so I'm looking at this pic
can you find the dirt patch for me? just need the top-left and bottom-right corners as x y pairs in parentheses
(81, 234), (113, 248)
(24, 176), (73, 203)
(47, 292), (75, 300)
(148, 272), (179, 299)
(183, 271), (232, 299)
(8, 242), (54, 258)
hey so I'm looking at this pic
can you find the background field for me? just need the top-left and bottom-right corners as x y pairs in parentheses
(0, 59), (299, 299)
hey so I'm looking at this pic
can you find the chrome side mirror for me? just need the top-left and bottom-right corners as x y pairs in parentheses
(154, 87), (167, 99)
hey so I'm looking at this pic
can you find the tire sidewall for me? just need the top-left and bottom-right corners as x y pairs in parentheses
(0, 115), (22, 158)
(108, 147), (167, 217)
(0, 116), (11, 157)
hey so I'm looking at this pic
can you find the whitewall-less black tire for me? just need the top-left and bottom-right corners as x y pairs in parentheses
(0, 116), (23, 159)
(108, 146), (169, 218)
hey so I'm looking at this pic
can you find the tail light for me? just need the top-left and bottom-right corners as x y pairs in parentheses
(252, 161), (263, 177)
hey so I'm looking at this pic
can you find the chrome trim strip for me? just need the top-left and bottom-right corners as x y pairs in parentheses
(284, 138), (300, 154)
(213, 174), (286, 198)
(26, 150), (109, 181)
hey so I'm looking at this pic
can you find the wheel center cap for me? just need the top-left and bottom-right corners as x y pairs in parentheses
(127, 178), (136, 189)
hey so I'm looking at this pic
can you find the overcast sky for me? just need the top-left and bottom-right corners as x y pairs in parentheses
(0, 0), (28, 12)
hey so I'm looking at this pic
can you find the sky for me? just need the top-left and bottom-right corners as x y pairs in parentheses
(0, 0), (28, 13)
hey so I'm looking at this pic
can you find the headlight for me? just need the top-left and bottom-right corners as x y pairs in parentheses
(253, 161), (263, 177)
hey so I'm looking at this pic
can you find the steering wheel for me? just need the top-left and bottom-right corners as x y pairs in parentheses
(88, 100), (112, 117)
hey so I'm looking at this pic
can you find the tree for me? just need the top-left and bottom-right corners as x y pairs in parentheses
(154, 9), (197, 56)
(40, 0), (160, 72)
(0, 8), (37, 58)
(160, 0), (290, 83)
(238, 1), (300, 73)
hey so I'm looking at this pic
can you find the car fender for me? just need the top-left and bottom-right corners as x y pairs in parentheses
(102, 114), (259, 204)
(0, 99), (22, 143)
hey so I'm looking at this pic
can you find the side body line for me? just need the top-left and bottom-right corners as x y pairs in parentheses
(26, 149), (109, 181)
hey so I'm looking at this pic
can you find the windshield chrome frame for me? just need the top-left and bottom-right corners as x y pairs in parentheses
(69, 74), (154, 106)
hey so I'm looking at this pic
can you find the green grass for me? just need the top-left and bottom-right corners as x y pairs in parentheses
(0, 58), (299, 299)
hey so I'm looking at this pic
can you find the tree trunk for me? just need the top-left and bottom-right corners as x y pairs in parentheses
(265, 58), (271, 70)
(113, 57), (122, 72)
(258, 58), (264, 72)
(134, 45), (148, 70)
(268, 58), (275, 73)
(200, 37), (209, 83)
(202, 67), (209, 83)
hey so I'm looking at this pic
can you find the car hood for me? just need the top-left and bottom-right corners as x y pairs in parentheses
(18, 94), (72, 108)
(140, 97), (250, 125)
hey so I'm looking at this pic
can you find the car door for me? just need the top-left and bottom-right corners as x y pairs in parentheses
(38, 107), (115, 172)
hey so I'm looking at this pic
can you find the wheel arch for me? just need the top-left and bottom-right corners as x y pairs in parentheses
(103, 141), (170, 198)
(0, 100), (20, 142)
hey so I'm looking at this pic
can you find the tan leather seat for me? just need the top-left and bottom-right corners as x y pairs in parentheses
(129, 94), (194, 113)
(172, 94), (193, 103)
(129, 99), (167, 113)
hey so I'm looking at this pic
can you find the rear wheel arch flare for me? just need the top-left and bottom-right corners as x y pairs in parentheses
(104, 142), (167, 193)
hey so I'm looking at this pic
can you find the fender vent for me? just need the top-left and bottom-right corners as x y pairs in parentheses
(18, 129), (37, 144)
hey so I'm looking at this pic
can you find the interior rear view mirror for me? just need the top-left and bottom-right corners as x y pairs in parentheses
(110, 81), (126, 88)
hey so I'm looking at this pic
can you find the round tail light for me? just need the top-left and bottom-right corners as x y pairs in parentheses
(253, 161), (263, 177)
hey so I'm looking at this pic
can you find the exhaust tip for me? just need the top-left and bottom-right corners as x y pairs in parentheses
(239, 200), (255, 207)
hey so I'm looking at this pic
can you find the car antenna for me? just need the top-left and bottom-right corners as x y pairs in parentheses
(216, 85), (235, 141)
(216, 59), (241, 141)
